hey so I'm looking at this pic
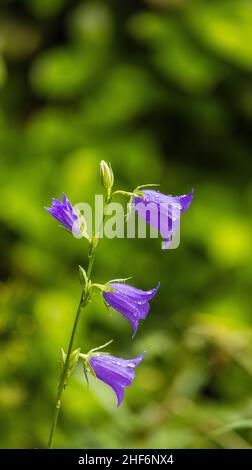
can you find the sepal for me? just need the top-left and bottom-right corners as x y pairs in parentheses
(79, 265), (89, 290)
(60, 347), (80, 387)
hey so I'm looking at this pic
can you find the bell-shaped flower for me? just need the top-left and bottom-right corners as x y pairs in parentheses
(89, 352), (145, 407)
(133, 189), (193, 250)
(45, 193), (82, 237)
(103, 282), (160, 336)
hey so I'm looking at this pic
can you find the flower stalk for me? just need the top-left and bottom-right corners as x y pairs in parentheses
(47, 291), (85, 449)
(47, 194), (111, 449)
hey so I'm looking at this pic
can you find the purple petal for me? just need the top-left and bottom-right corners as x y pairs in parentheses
(140, 189), (194, 214)
(103, 282), (159, 336)
(103, 292), (143, 336)
(45, 193), (79, 234)
(162, 237), (172, 250)
(89, 353), (144, 406)
(131, 319), (140, 337)
(174, 190), (194, 213)
(109, 282), (160, 301)
(133, 189), (193, 248)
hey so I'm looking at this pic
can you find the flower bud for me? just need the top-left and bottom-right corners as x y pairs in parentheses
(100, 160), (114, 196)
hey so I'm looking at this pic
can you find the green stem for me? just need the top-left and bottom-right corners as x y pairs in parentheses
(47, 195), (111, 449)
(47, 292), (85, 449)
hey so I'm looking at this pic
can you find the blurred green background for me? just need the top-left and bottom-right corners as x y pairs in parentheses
(1, 0), (252, 449)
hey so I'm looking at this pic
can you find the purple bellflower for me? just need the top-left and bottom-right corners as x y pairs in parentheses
(133, 189), (193, 250)
(89, 352), (144, 406)
(103, 282), (160, 337)
(45, 194), (81, 236)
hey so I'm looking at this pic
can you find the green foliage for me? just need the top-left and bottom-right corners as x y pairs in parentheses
(30, 47), (102, 100)
(0, 0), (252, 449)
(68, 2), (113, 47)
(186, 0), (252, 71)
(129, 13), (224, 93)
(0, 56), (7, 88)
(26, 0), (66, 19)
